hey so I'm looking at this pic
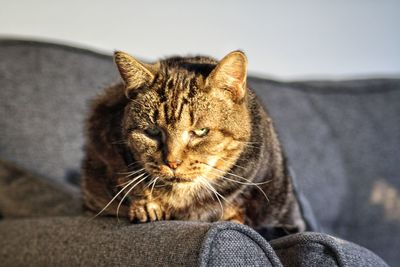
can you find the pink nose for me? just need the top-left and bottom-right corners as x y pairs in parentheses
(167, 160), (182, 169)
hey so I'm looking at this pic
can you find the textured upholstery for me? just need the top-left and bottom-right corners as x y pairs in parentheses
(0, 39), (396, 266)
(0, 217), (281, 267)
(255, 77), (400, 265)
(271, 233), (388, 267)
(0, 160), (81, 218)
(0, 218), (210, 267)
(0, 215), (388, 267)
(199, 222), (282, 267)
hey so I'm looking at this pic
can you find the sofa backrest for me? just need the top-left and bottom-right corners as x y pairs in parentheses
(1, 39), (399, 265)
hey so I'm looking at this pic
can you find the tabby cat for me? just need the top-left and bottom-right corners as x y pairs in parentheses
(82, 50), (305, 232)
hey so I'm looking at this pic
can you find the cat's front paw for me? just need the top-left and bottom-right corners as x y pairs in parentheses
(129, 199), (168, 223)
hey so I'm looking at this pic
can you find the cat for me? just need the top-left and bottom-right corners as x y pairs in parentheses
(82, 50), (305, 232)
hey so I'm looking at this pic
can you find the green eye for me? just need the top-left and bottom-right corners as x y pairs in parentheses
(145, 126), (161, 136)
(193, 128), (209, 137)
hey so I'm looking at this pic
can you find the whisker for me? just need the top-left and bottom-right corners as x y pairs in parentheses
(210, 168), (272, 185)
(116, 169), (146, 188)
(209, 166), (265, 184)
(88, 173), (146, 221)
(144, 162), (159, 168)
(219, 157), (247, 170)
(145, 177), (155, 188)
(149, 177), (159, 196)
(116, 174), (149, 221)
(197, 179), (214, 200)
(117, 168), (145, 176)
(198, 176), (225, 220)
(218, 174), (269, 202)
(206, 165), (270, 203)
(220, 155), (254, 165)
(205, 178), (228, 202)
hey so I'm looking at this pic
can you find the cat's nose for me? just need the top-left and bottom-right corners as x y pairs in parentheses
(166, 159), (182, 169)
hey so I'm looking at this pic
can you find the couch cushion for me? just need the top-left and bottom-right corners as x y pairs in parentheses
(0, 40), (119, 186)
(249, 77), (400, 266)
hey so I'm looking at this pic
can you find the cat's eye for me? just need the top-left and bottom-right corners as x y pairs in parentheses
(193, 128), (209, 137)
(145, 126), (162, 136)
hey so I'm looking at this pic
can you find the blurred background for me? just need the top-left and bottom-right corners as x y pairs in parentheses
(0, 0), (399, 80)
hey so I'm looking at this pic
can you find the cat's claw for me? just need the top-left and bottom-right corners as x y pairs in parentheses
(129, 200), (165, 222)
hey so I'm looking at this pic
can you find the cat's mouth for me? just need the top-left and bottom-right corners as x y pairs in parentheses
(149, 164), (198, 183)
(160, 175), (194, 184)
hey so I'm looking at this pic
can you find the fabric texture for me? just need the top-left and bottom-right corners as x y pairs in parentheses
(0, 39), (397, 266)
(252, 77), (400, 265)
(199, 222), (282, 267)
(0, 160), (81, 219)
(0, 217), (283, 267)
(271, 232), (388, 267)
(0, 215), (388, 267)
(0, 217), (210, 267)
(0, 39), (120, 189)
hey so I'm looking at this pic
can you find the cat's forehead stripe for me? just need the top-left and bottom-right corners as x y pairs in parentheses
(159, 73), (198, 126)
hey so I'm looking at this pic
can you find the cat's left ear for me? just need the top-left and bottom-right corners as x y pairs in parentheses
(206, 50), (248, 102)
(114, 51), (158, 97)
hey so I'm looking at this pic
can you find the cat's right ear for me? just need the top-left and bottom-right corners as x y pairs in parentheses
(114, 51), (158, 98)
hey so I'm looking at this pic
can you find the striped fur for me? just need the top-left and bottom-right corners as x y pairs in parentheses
(82, 51), (305, 232)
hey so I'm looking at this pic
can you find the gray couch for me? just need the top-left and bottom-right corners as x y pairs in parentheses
(0, 39), (397, 266)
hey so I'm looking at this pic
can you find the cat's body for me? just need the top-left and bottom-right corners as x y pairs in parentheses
(82, 51), (305, 231)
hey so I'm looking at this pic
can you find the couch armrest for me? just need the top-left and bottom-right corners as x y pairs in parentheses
(271, 232), (389, 267)
(0, 217), (281, 267)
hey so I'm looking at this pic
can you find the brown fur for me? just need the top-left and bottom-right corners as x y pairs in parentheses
(82, 51), (305, 231)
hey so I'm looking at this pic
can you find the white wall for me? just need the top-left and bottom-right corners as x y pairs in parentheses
(0, 0), (399, 80)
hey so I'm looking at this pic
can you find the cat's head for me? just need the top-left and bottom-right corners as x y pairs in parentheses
(114, 51), (251, 185)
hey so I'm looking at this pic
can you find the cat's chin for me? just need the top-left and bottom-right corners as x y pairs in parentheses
(163, 177), (193, 183)
(167, 177), (193, 183)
